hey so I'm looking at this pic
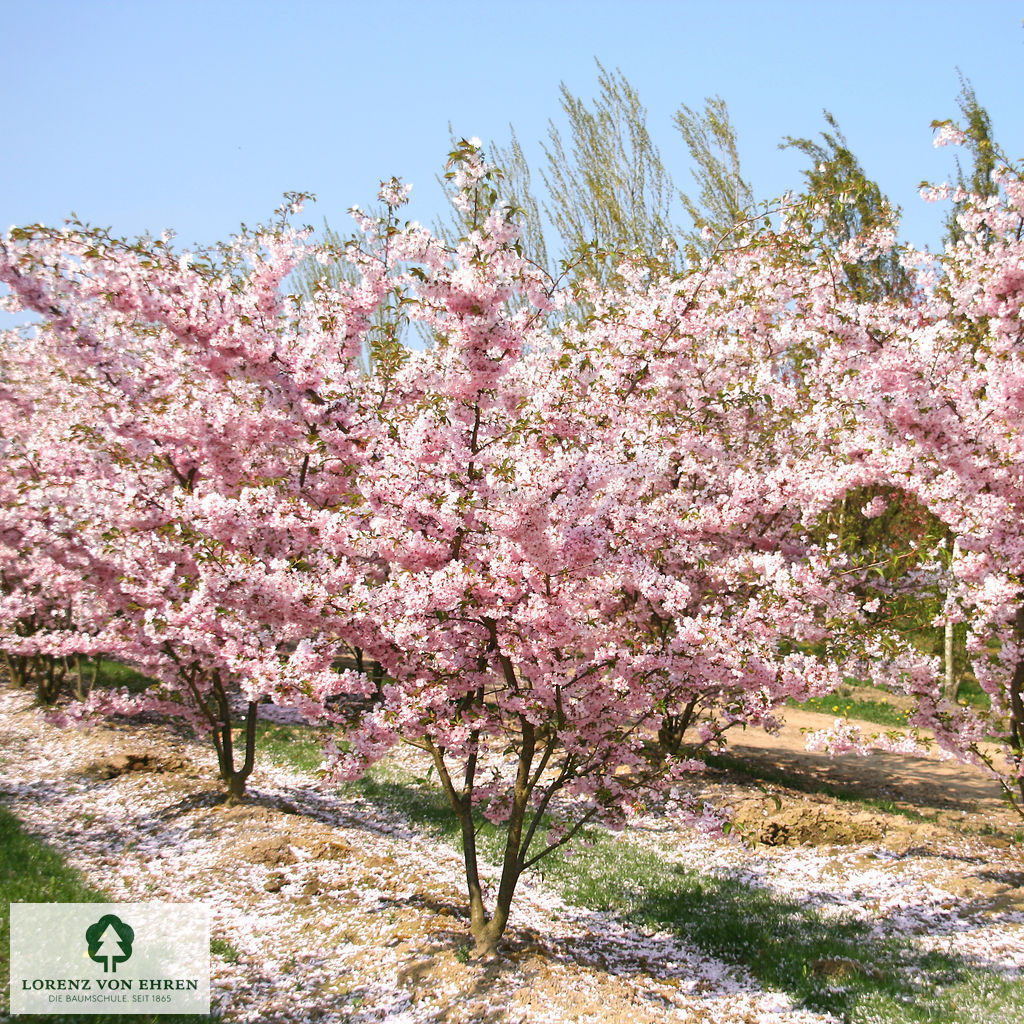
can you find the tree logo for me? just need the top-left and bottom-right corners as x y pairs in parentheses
(85, 915), (135, 973)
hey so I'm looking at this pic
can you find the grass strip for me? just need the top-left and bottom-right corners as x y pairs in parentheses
(792, 695), (914, 727)
(254, 722), (330, 773)
(540, 833), (1022, 1023)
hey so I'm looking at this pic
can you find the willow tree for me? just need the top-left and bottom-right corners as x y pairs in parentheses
(781, 111), (912, 303)
(538, 61), (678, 285)
(942, 73), (1000, 247)
(673, 94), (755, 259)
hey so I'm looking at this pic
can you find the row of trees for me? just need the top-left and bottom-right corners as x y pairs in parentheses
(2, 114), (1023, 953)
(475, 68), (1002, 700)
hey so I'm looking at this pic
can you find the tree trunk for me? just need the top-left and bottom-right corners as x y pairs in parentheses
(658, 700), (698, 755)
(944, 619), (959, 703)
(470, 720), (536, 956)
(35, 655), (66, 704)
(456, 808), (489, 939)
(211, 673), (259, 801)
(428, 706), (537, 958)
(2, 650), (29, 688)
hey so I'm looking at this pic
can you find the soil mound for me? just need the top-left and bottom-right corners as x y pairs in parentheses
(86, 751), (186, 779)
(730, 797), (886, 846)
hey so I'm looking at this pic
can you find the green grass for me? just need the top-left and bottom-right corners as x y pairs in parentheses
(953, 675), (989, 709)
(793, 694), (913, 727)
(828, 673), (990, 713)
(0, 804), (109, 912)
(209, 938), (241, 965)
(0, 804), (218, 1023)
(254, 721), (328, 773)
(91, 659), (157, 695)
(541, 834), (1022, 1023)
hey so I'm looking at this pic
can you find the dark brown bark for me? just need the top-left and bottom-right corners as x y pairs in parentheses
(210, 670), (258, 800)
(658, 699), (698, 754)
(35, 655), (67, 704)
(426, 735), (489, 939)
(3, 650), (30, 688)
(470, 718), (536, 955)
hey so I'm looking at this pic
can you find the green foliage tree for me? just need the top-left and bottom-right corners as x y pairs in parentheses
(291, 195), (411, 377)
(538, 61), (678, 285)
(942, 72), (999, 247)
(321, 67), (758, 314)
(781, 111), (912, 302)
(483, 126), (549, 274)
(492, 72), (758, 277)
(932, 76), (1003, 697)
(673, 94), (755, 259)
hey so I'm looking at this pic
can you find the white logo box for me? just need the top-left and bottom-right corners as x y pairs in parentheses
(10, 902), (210, 1015)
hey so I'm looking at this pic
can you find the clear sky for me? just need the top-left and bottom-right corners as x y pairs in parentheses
(2, 0), (1023, 258)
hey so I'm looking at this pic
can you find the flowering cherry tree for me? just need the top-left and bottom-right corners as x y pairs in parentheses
(7, 137), (1012, 951)
(0, 201), (387, 797)
(314, 146), (902, 953)
(828, 147), (1024, 814)
(0, 149), (895, 947)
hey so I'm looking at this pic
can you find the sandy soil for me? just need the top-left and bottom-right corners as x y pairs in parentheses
(719, 705), (1018, 834)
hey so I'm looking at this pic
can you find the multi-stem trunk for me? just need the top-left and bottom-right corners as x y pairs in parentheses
(35, 654), (67, 704)
(658, 698), (699, 755)
(470, 719), (536, 956)
(210, 671), (258, 801)
(170, 651), (260, 799)
(428, 711), (539, 958)
(2, 650), (30, 688)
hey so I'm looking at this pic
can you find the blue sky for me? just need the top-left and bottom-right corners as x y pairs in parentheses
(3, 0), (1023, 258)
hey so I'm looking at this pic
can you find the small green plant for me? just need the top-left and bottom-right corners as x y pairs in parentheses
(454, 945), (471, 964)
(210, 937), (241, 964)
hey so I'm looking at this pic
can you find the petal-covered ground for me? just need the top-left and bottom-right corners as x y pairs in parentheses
(0, 688), (1021, 1023)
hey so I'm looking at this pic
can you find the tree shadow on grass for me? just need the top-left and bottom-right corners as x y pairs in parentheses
(561, 849), (1024, 1023)
(628, 866), (937, 1018)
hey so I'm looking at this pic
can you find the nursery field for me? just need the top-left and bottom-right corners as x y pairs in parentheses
(1, 684), (1021, 1024)
(6, 14), (1024, 1024)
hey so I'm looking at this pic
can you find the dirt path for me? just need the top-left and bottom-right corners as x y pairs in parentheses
(719, 706), (1016, 828)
